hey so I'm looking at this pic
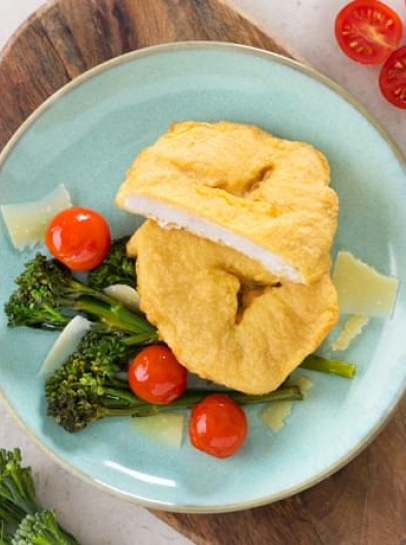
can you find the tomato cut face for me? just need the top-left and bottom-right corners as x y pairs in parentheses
(335, 0), (403, 65)
(379, 45), (406, 109)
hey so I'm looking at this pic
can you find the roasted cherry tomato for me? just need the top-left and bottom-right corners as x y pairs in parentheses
(46, 207), (111, 271)
(335, 0), (403, 65)
(189, 394), (248, 458)
(379, 45), (406, 109)
(128, 345), (187, 404)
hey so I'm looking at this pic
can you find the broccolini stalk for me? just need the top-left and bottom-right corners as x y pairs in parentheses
(0, 450), (80, 544)
(88, 237), (135, 290)
(45, 341), (303, 433)
(4, 254), (155, 337)
(72, 295), (154, 336)
(0, 523), (10, 545)
(0, 501), (25, 528)
(122, 386), (303, 417)
(11, 511), (79, 545)
(301, 355), (356, 379)
(0, 449), (39, 521)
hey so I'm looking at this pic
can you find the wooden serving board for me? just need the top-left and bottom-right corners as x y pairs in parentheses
(1, 1), (406, 544)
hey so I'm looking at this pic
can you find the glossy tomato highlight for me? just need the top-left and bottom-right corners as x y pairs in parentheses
(46, 207), (111, 271)
(128, 345), (187, 404)
(189, 394), (248, 458)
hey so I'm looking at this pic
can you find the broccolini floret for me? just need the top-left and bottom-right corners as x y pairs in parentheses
(74, 330), (130, 377)
(4, 253), (156, 337)
(0, 449), (79, 544)
(0, 449), (39, 523)
(45, 329), (148, 431)
(45, 338), (145, 432)
(11, 511), (79, 545)
(4, 256), (71, 330)
(45, 337), (303, 433)
(88, 236), (136, 290)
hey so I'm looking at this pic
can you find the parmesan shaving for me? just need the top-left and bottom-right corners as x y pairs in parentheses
(261, 374), (313, 433)
(104, 284), (140, 312)
(288, 374), (314, 397)
(131, 412), (185, 448)
(260, 402), (293, 433)
(332, 251), (399, 318)
(330, 315), (370, 352)
(39, 316), (91, 377)
(1, 184), (72, 250)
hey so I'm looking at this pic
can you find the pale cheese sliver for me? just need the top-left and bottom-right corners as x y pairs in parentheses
(332, 251), (399, 319)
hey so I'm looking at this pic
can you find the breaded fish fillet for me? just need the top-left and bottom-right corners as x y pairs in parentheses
(117, 122), (338, 283)
(129, 221), (338, 395)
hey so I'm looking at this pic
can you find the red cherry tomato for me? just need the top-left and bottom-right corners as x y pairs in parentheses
(379, 45), (406, 109)
(335, 0), (403, 65)
(128, 345), (187, 404)
(46, 207), (111, 271)
(189, 394), (248, 459)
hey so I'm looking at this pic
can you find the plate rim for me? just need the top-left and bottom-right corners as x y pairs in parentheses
(0, 40), (405, 514)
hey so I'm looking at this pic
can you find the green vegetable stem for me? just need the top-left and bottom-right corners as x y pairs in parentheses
(301, 355), (356, 379)
(11, 511), (78, 545)
(0, 449), (79, 544)
(45, 333), (303, 432)
(4, 253), (155, 338)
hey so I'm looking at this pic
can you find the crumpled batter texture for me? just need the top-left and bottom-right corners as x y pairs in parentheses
(129, 222), (338, 394)
(117, 121), (338, 283)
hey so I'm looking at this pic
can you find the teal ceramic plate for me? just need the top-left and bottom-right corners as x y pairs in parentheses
(0, 43), (406, 513)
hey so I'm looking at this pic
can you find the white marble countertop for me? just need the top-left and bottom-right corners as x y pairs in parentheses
(0, 1), (405, 544)
(232, 0), (405, 154)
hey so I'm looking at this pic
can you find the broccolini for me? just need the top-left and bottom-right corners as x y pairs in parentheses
(0, 449), (79, 544)
(45, 335), (303, 432)
(88, 236), (136, 290)
(4, 254), (155, 337)
(11, 511), (78, 545)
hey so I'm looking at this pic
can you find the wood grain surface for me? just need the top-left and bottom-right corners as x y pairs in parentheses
(1, 1), (405, 544)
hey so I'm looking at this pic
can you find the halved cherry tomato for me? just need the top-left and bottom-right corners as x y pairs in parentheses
(379, 45), (406, 109)
(335, 0), (403, 65)
(128, 345), (187, 404)
(46, 207), (111, 271)
(189, 394), (247, 458)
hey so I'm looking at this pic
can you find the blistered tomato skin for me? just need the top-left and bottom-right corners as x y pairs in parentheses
(46, 206), (111, 271)
(189, 394), (248, 458)
(128, 345), (187, 404)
